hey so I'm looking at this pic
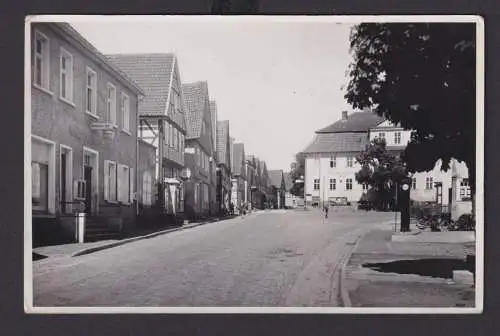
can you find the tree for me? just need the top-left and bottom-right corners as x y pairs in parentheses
(345, 23), (476, 213)
(289, 153), (305, 197)
(355, 137), (408, 211)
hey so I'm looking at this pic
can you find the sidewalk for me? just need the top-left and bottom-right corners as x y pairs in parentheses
(340, 228), (476, 308)
(33, 213), (243, 260)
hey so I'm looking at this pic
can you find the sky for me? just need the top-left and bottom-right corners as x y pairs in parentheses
(70, 17), (354, 172)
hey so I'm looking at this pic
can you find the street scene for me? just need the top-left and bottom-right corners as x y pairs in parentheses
(28, 16), (480, 311)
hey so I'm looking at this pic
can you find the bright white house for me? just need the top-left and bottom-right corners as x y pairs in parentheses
(302, 110), (472, 219)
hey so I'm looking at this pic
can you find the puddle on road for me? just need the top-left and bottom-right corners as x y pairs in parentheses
(362, 258), (470, 279)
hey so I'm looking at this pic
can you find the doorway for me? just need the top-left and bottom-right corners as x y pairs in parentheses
(84, 165), (93, 214)
(83, 147), (99, 215)
(60, 145), (73, 214)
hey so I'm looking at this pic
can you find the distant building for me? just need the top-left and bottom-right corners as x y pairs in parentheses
(283, 172), (302, 208)
(30, 23), (144, 246)
(302, 110), (471, 216)
(108, 53), (188, 216)
(208, 101), (219, 214)
(231, 143), (246, 210)
(268, 170), (286, 209)
(245, 155), (257, 210)
(182, 81), (214, 219)
(216, 120), (232, 213)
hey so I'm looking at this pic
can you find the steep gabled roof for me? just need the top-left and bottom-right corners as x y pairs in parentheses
(182, 81), (209, 139)
(316, 111), (385, 134)
(106, 53), (175, 117)
(209, 100), (218, 153)
(50, 24), (144, 96)
(268, 170), (284, 188)
(216, 120), (230, 166)
(302, 133), (370, 154)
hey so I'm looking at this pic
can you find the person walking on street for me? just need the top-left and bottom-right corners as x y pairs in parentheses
(324, 203), (329, 219)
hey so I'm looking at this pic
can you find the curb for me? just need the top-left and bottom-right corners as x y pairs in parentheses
(338, 231), (367, 308)
(72, 215), (237, 257)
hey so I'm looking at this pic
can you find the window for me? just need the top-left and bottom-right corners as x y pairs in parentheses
(129, 168), (134, 203)
(164, 122), (169, 145)
(117, 164), (130, 203)
(84, 153), (91, 166)
(34, 31), (49, 89)
(121, 93), (130, 132)
(330, 156), (336, 168)
(346, 178), (353, 190)
(329, 178), (336, 190)
(31, 162), (49, 211)
(104, 161), (117, 202)
(362, 183), (369, 191)
(86, 68), (97, 115)
(412, 178), (417, 190)
(172, 90), (180, 113)
(142, 172), (152, 206)
(347, 156), (354, 168)
(106, 83), (117, 125)
(60, 48), (74, 102)
(425, 177), (433, 190)
(460, 178), (471, 199)
(177, 129), (181, 151)
(170, 124), (174, 147)
(313, 179), (320, 190)
(378, 132), (385, 140)
(394, 132), (401, 145)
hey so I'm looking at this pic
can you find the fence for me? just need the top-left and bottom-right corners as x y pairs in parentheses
(410, 202), (450, 219)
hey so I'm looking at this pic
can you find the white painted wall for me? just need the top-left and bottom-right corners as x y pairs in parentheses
(305, 152), (365, 203)
(369, 120), (412, 147)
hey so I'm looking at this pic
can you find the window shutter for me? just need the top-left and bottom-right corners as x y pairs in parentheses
(129, 167), (134, 203)
(104, 161), (110, 201)
(117, 164), (124, 203)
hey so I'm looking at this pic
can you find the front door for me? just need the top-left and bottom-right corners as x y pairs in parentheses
(84, 165), (93, 214)
(61, 153), (67, 214)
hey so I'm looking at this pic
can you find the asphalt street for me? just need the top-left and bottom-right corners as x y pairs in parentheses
(33, 208), (394, 307)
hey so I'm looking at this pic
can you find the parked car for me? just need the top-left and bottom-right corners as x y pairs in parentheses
(358, 200), (372, 211)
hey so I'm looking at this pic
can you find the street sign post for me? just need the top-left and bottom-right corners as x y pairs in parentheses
(399, 177), (411, 232)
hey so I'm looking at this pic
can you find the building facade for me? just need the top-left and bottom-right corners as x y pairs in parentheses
(245, 155), (257, 210)
(208, 101), (219, 215)
(368, 120), (471, 218)
(182, 81), (214, 219)
(302, 110), (471, 217)
(30, 23), (144, 246)
(231, 143), (246, 210)
(216, 120), (232, 213)
(108, 53), (188, 216)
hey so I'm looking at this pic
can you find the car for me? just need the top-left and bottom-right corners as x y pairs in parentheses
(358, 200), (372, 211)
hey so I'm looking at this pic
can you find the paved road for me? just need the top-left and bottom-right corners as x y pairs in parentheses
(33, 209), (394, 307)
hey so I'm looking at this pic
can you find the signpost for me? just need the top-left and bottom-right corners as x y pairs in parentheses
(399, 177), (411, 232)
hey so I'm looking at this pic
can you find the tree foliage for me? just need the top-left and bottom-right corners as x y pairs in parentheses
(289, 153), (305, 196)
(355, 137), (408, 210)
(345, 23), (476, 195)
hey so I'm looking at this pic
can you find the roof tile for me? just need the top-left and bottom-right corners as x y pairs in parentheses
(106, 53), (175, 118)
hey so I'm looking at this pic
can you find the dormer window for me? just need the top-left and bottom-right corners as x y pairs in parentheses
(330, 156), (336, 168)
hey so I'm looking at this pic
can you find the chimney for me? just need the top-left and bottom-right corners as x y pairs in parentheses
(342, 111), (348, 120)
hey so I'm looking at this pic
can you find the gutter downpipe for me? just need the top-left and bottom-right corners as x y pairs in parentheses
(135, 95), (143, 216)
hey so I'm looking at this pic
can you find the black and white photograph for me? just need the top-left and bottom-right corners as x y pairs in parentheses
(25, 15), (483, 313)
